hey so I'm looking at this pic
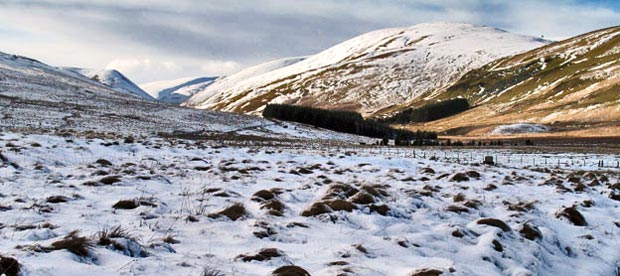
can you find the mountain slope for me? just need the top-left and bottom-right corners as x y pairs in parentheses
(185, 22), (548, 116)
(142, 76), (217, 104)
(184, 56), (306, 108)
(0, 51), (365, 142)
(424, 26), (620, 136)
(66, 68), (154, 100)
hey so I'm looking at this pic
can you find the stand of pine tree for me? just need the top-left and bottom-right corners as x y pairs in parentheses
(263, 104), (436, 141)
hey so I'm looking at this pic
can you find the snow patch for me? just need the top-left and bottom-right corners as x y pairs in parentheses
(491, 123), (550, 135)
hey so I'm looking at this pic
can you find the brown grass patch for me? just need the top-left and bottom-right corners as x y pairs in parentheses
(369, 204), (390, 216)
(112, 199), (139, 209)
(252, 190), (276, 202)
(261, 200), (286, 216)
(408, 268), (444, 276)
(350, 191), (376, 205)
(50, 231), (94, 257)
(325, 200), (357, 212)
(46, 195), (70, 203)
(322, 184), (359, 200)
(272, 265), (311, 276)
(0, 255), (20, 276)
(450, 173), (470, 182)
(236, 248), (284, 262)
(520, 223), (542, 241)
(300, 202), (332, 217)
(209, 203), (247, 221)
(476, 218), (511, 232)
(556, 206), (587, 226)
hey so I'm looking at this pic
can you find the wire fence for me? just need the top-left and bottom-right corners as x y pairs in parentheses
(221, 140), (620, 171)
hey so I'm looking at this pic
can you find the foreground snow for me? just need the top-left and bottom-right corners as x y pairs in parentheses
(1, 132), (619, 276)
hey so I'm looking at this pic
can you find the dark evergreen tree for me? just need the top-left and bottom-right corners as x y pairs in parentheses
(263, 104), (437, 141)
(383, 98), (470, 124)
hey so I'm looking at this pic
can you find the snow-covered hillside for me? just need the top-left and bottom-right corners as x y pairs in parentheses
(183, 56), (306, 109)
(142, 77), (218, 104)
(0, 50), (368, 142)
(66, 68), (154, 100)
(427, 26), (620, 136)
(185, 22), (548, 116)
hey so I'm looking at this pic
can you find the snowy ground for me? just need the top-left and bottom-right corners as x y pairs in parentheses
(1, 132), (620, 276)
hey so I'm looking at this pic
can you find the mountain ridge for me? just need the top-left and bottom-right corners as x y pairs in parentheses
(185, 22), (549, 116)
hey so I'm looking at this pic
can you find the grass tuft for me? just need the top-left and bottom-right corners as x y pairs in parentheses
(50, 231), (94, 257)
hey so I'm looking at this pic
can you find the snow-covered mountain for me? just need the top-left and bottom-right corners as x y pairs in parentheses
(142, 76), (218, 104)
(183, 56), (306, 109)
(185, 22), (548, 116)
(65, 68), (154, 100)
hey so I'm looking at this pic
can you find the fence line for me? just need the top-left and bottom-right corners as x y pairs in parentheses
(221, 141), (620, 170)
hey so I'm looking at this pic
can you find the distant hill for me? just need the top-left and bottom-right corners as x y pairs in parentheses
(65, 68), (154, 100)
(141, 76), (217, 104)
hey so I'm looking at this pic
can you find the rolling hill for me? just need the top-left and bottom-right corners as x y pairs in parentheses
(185, 22), (548, 116)
(419, 26), (620, 136)
(65, 68), (155, 100)
(142, 76), (218, 104)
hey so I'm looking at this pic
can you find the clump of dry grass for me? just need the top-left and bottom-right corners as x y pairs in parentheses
(162, 235), (180, 244)
(408, 268), (444, 276)
(95, 159), (113, 167)
(556, 205), (587, 226)
(201, 267), (225, 276)
(0, 254), (20, 276)
(46, 195), (70, 203)
(113, 199), (139, 209)
(476, 218), (511, 232)
(260, 199), (286, 217)
(209, 203), (247, 221)
(520, 223), (542, 241)
(97, 226), (132, 247)
(453, 193), (466, 202)
(96, 226), (148, 257)
(236, 248), (284, 262)
(301, 202), (331, 217)
(325, 199), (357, 212)
(99, 175), (122, 185)
(272, 265), (310, 276)
(252, 189), (277, 202)
(369, 204), (390, 216)
(50, 231), (95, 257)
(322, 183), (359, 200)
(450, 173), (470, 182)
(446, 205), (469, 214)
(483, 184), (497, 191)
(350, 191), (376, 205)
(112, 198), (157, 210)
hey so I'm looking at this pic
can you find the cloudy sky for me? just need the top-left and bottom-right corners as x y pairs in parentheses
(0, 0), (618, 84)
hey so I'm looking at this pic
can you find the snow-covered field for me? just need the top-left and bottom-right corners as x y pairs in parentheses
(1, 132), (620, 276)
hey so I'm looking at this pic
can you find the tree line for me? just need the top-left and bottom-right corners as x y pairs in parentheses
(263, 104), (437, 141)
(382, 98), (470, 124)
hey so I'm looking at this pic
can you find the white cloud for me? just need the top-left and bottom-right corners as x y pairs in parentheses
(200, 60), (243, 76)
(0, 0), (617, 83)
(105, 58), (180, 74)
